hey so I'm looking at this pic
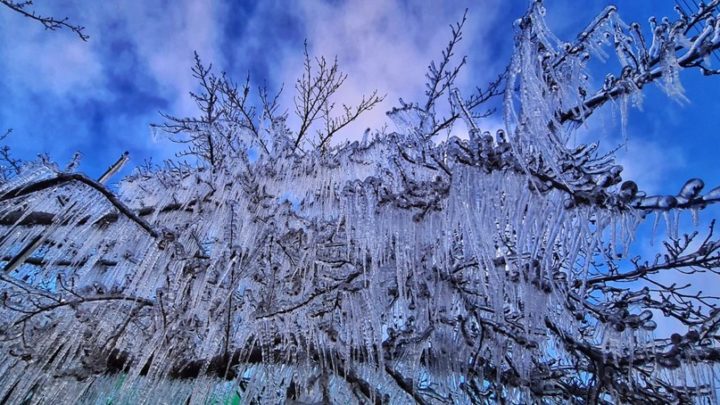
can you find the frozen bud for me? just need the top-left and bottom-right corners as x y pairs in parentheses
(603, 74), (616, 90)
(481, 132), (494, 146)
(496, 129), (507, 143)
(658, 356), (681, 369)
(617, 180), (637, 202)
(95, 285), (105, 295)
(638, 310), (653, 321)
(678, 178), (704, 200)
(595, 174), (612, 187)
(702, 186), (720, 202)
(621, 65), (634, 79)
(641, 320), (657, 331)
(469, 129), (481, 144)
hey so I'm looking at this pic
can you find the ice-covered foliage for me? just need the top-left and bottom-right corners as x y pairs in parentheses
(3, 1), (720, 403)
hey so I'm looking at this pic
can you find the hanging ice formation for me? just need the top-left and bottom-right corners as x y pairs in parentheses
(2, 1), (720, 403)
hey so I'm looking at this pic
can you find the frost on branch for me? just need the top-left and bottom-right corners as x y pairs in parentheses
(2, 1), (720, 404)
(0, 0), (88, 41)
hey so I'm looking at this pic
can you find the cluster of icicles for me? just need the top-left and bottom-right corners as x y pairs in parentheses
(0, 144), (642, 403)
(0, 1), (719, 404)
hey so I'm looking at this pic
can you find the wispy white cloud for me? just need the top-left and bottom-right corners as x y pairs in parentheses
(229, 0), (508, 141)
(80, 1), (228, 115)
(309, 1), (504, 136)
(0, 9), (104, 97)
(1, 0), (511, 161)
(617, 138), (686, 195)
(0, 0), (704, 183)
(0, 0), (231, 171)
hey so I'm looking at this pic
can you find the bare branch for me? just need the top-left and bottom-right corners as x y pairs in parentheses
(0, 0), (88, 41)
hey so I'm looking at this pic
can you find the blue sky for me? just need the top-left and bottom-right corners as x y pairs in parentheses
(1, 1), (720, 336)
(1, 0), (719, 197)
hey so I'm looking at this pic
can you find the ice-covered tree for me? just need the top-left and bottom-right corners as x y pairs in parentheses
(2, 1), (720, 403)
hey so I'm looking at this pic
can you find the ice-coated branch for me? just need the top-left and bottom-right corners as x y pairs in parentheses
(589, 220), (720, 286)
(556, 1), (720, 124)
(293, 43), (383, 151)
(10, 294), (154, 327)
(0, 173), (158, 237)
(0, 129), (21, 184)
(0, 0), (88, 40)
(317, 90), (384, 151)
(97, 151), (129, 184)
(424, 9), (468, 113)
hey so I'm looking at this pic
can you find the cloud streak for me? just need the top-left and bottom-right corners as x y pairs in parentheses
(0, 0), (717, 194)
(281, 0), (507, 137)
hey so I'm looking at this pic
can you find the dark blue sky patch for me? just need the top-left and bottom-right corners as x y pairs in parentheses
(220, 2), (305, 87)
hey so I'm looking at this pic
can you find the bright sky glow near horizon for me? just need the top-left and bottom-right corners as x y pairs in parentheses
(1, 0), (719, 196)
